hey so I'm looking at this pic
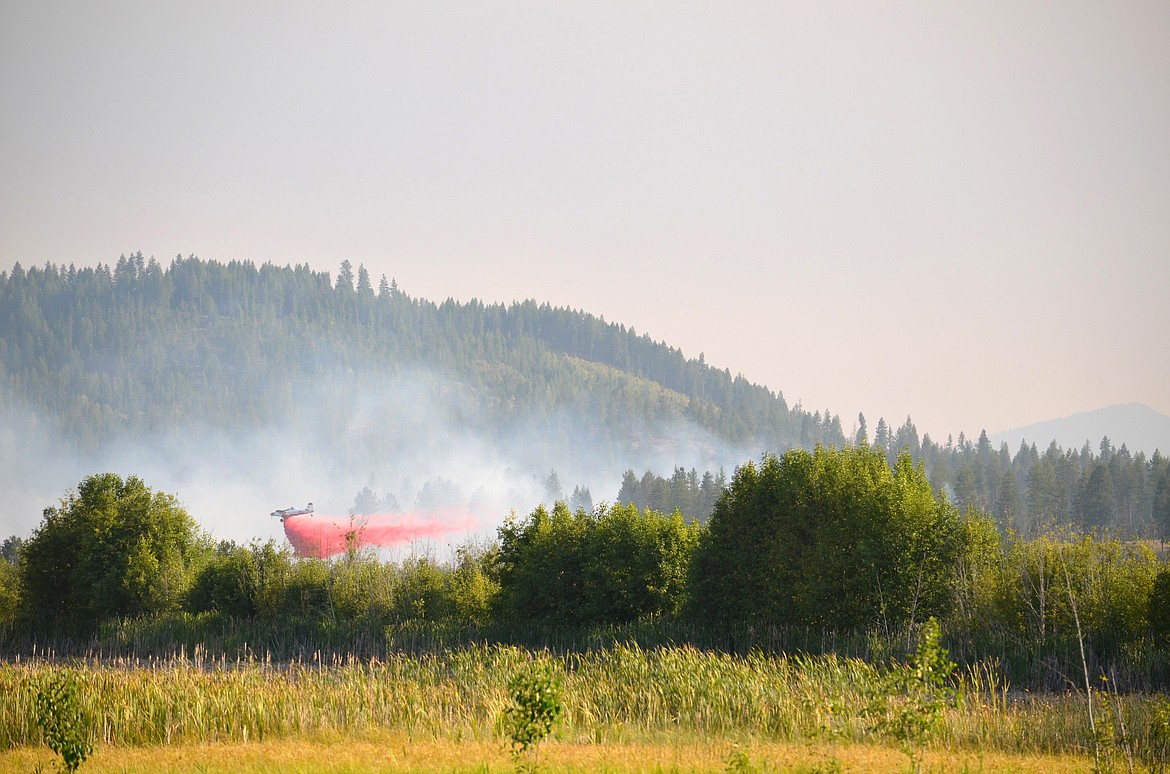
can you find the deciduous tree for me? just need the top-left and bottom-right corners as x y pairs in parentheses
(20, 473), (201, 630)
(689, 446), (962, 631)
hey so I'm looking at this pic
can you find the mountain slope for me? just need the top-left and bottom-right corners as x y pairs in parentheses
(0, 255), (845, 539)
(991, 403), (1170, 458)
(0, 255), (844, 453)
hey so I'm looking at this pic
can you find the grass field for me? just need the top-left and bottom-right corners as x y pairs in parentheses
(1, 644), (1164, 773)
(0, 731), (1104, 773)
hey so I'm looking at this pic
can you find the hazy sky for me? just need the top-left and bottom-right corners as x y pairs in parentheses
(3, 1), (1168, 442)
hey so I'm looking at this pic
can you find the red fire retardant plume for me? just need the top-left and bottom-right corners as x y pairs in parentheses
(281, 508), (476, 558)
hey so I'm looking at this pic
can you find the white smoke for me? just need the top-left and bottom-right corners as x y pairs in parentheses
(0, 364), (750, 547)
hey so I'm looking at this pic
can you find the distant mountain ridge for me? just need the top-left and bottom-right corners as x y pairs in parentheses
(991, 403), (1170, 458)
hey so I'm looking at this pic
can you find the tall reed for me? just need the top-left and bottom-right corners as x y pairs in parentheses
(4, 643), (1167, 759)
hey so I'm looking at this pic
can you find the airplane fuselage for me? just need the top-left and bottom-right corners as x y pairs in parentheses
(271, 502), (314, 522)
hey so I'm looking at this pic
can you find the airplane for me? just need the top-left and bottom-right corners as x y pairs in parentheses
(271, 503), (314, 522)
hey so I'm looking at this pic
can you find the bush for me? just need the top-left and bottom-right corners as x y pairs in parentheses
(0, 560), (20, 629)
(21, 473), (200, 630)
(867, 617), (958, 774)
(689, 447), (962, 631)
(1150, 567), (1170, 646)
(35, 669), (93, 772)
(187, 545), (262, 617)
(502, 661), (562, 770)
(495, 502), (697, 627)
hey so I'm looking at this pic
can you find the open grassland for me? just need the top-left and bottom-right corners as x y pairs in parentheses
(1, 644), (1164, 771)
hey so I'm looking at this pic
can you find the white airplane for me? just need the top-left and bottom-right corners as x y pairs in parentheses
(271, 503), (314, 522)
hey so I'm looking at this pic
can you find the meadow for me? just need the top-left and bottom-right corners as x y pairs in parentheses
(3, 643), (1168, 773)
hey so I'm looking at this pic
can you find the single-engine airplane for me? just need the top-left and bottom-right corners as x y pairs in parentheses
(271, 503), (314, 522)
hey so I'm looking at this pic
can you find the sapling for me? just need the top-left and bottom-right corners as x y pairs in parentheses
(868, 617), (958, 774)
(34, 669), (93, 773)
(502, 662), (562, 773)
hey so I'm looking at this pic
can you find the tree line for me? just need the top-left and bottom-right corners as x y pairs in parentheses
(857, 415), (1170, 541)
(3, 449), (1168, 687)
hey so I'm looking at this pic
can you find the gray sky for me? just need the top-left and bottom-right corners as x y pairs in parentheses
(3, 1), (1168, 442)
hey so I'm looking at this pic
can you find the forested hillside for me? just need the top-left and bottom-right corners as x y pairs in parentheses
(1, 254), (1167, 538)
(0, 255), (844, 450)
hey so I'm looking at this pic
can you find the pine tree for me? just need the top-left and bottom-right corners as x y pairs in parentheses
(543, 470), (563, 503)
(1152, 467), (1170, 545)
(336, 260), (355, 292)
(617, 470), (640, 507)
(569, 485), (593, 514)
(357, 264), (373, 296)
(874, 417), (890, 453)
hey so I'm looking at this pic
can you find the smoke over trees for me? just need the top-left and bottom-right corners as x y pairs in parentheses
(0, 254), (845, 543)
(0, 256), (1165, 683)
(3, 255), (1163, 541)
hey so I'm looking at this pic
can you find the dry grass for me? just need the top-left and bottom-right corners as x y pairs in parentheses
(0, 730), (1100, 773)
(4, 644), (1159, 771)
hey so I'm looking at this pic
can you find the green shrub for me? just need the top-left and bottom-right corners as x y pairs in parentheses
(1149, 567), (1170, 646)
(867, 618), (958, 774)
(34, 669), (93, 772)
(503, 661), (562, 771)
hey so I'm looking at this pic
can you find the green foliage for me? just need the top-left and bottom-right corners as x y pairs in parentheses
(0, 560), (20, 629)
(502, 662), (562, 770)
(689, 446), (962, 631)
(495, 504), (585, 623)
(327, 549), (393, 624)
(976, 530), (1158, 647)
(447, 543), (501, 627)
(280, 558), (333, 620)
(19, 474), (201, 631)
(7, 465), (1167, 697)
(0, 535), (24, 564)
(1091, 676), (1125, 774)
(582, 504), (697, 622)
(1150, 567), (1170, 646)
(495, 502), (698, 626)
(183, 538), (500, 632)
(725, 745), (757, 774)
(948, 509), (1003, 634)
(393, 555), (455, 623)
(34, 669), (93, 772)
(187, 544), (264, 618)
(867, 618), (958, 773)
(1143, 695), (1170, 774)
